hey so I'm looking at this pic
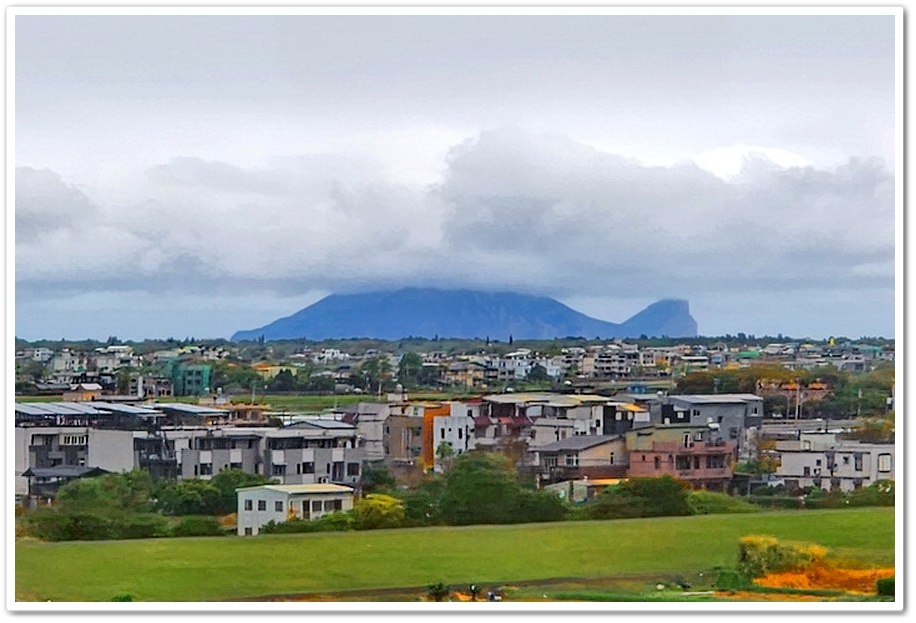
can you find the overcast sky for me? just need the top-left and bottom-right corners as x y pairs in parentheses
(13, 12), (898, 341)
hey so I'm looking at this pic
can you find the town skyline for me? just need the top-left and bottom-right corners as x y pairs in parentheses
(14, 10), (898, 342)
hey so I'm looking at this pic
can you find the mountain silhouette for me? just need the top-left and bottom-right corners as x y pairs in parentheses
(231, 288), (697, 341)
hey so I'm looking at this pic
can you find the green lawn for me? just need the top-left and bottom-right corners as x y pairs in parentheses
(15, 508), (894, 602)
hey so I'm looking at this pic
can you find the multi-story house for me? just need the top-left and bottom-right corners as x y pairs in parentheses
(625, 424), (737, 491)
(531, 435), (628, 485)
(650, 394), (764, 461)
(771, 432), (894, 493)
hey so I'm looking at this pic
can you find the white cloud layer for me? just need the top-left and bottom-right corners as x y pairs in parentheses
(14, 127), (894, 340)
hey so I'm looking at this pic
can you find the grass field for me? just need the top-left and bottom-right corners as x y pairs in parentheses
(15, 508), (894, 602)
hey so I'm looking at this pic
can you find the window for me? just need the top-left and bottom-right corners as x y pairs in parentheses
(257, 500), (267, 511)
(440, 429), (445, 439)
(706, 455), (726, 469)
(458, 429), (463, 440)
(244, 499), (253, 511)
(676, 456), (691, 470)
(275, 501), (284, 512)
(654, 456), (660, 469)
(803, 466), (811, 476)
(244, 527), (253, 536)
(312, 501), (322, 512)
(683, 434), (691, 448)
(564, 454), (579, 467)
(199, 463), (212, 476)
(272, 464), (286, 476)
(544, 456), (558, 467)
(332, 499), (343, 511)
(230, 462), (242, 470)
(854, 454), (864, 471)
(346, 462), (360, 476)
(878, 454), (892, 473)
(609, 452), (615, 465)
(302, 462), (315, 474)
(815, 459), (822, 466)
(693, 456), (701, 469)
(694, 432), (704, 442)
(323, 500), (336, 511)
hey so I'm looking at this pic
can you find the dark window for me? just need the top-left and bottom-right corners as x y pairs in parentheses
(323, 500), (336, 511)
(654, 456), (660, 469)
(302, 462), (315, 474)
(440, 429), (445, 439)
(312, 501), (322, 512)
(275, 501), (283, 512)
(272, 464), (286, 476)
(693, 456), (701, 469)
(199, 463), (212, 476)
(803, 466), (811, 476)
(257, 499), (266, 511)
(676, 456), (691, 470)
(244, 527), (252, 536)
(706, 455), (726, 469)
(244, 499), (253, 511)
(854, 454), (864, 471)
(458, 429), (463, 440)
(346, 462), (360, 476)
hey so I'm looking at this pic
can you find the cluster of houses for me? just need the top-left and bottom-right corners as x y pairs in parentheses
(16, 338), (891, 400)
(15, 386), (894, 536)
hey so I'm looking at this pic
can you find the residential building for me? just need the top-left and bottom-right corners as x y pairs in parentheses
(625, 424), (737, 491)
(236, 483), (354, 536)
(771, 434), (895, 493)
(531, 435), (628, 486)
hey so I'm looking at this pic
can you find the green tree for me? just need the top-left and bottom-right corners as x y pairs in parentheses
(267, 369), (296, 392)
(153, 479), (222, 516)
(526, 364), (550, 383)
(56, 470), (154, 514)
(438, 452), (522, 525)
(353, 494), (406, 529)
(210, 469), (275, 514)
(359, 463), (397, 494)
(397, 352), (424, 387)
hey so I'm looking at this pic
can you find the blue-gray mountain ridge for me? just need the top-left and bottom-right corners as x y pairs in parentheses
(231, 288), (697, 341)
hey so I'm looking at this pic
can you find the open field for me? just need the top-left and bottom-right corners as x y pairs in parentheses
(15, 508), (894, 602)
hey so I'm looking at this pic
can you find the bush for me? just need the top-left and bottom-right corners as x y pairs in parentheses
(713, 567), (752, 591)
(110, 593), (134, 602)
(687, 491), (761, 515)
(511, 490), (569, 523)
(23, 509), (117, 541)
(171, 515), (225, 537)
(582, 489), (646, 520)
(876, 576), (894, 596)
(259, 511), (356, 534)
(112, 513), (170, 539)
(737, 535), (827, 578)
(621, 476), (691, 517)
(426, 582), (450, 602)
(354, 494), (406, 530)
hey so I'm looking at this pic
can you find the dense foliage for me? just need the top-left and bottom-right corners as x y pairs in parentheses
(578, 476), (692, 520)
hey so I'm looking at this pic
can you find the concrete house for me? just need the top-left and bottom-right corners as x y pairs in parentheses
(625, 424), (737, 491)
(771, 434), (895, 493)
(531, 435), (628, 486)
(650, 394), (764, 461)
(236, 483), (354, 536)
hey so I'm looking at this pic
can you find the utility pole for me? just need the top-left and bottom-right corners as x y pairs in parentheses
(794, 379), (800, 420)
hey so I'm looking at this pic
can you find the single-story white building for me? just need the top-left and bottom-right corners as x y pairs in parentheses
(236, 483), (355, 536)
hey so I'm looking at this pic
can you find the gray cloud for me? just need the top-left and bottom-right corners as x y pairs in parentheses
(15, 128), (893, 331)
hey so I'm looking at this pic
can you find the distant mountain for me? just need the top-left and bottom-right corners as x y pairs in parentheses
(231, 288), (697, 342)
